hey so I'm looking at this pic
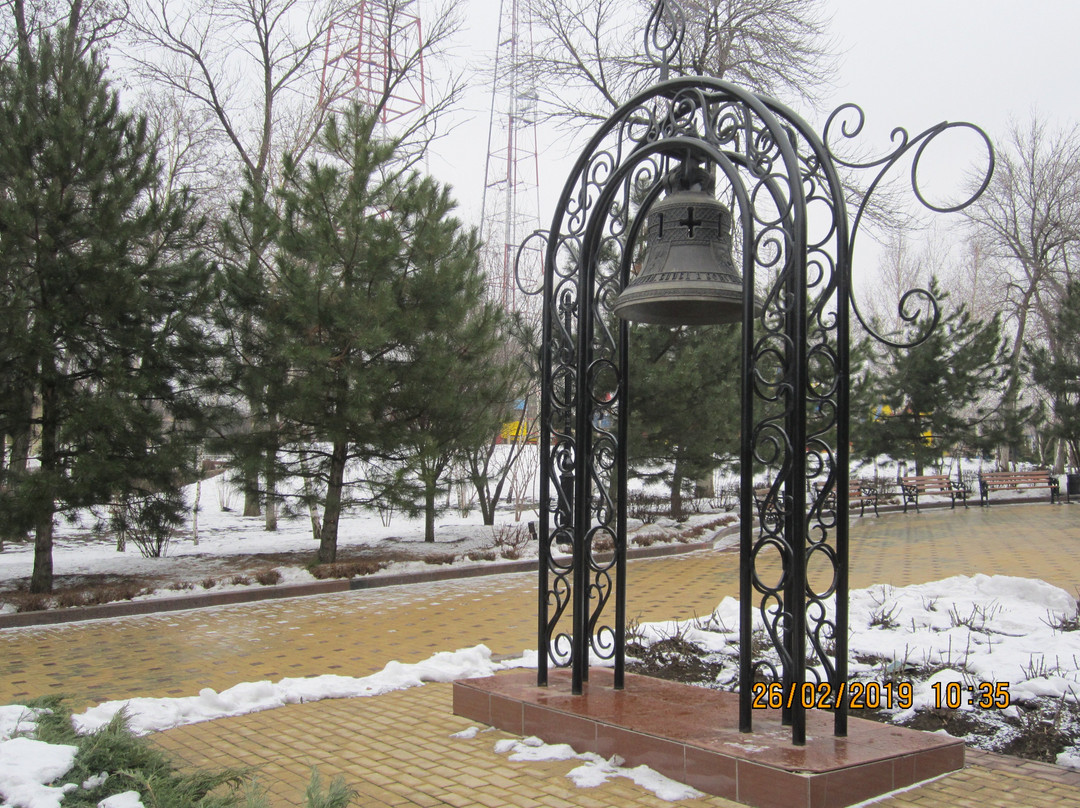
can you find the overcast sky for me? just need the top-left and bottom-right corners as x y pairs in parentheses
(426, 0), (1080, 282)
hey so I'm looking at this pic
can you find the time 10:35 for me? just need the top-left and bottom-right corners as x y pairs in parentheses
(930, 681), (1011, 710)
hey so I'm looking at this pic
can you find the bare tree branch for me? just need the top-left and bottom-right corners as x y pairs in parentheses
(1, 0), (127, 63)
(517, 0), (837, 132)
(962, 113), (1080, 461)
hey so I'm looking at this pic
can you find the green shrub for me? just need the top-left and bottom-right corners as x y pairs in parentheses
(304, 769), (357, 808)
(27, 696), (252, 807)
(19, 697), (357, 807)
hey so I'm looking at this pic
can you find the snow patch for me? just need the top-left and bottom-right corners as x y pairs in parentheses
(0, 737), (78, 808)
(492, 737), (703, 801)
(96, 791), (145, 808)
(0, 705), (44, 742)
(74, 645), (530, 735)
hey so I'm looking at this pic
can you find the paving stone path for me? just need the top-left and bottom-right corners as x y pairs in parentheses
(3, 503), (1080, 806)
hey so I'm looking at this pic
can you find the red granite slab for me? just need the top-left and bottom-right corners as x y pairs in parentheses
(453, 668), (963, 808)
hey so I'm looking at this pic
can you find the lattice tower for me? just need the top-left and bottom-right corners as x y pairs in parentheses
(480, 0), (543, 318)
(319, 0), (426, 123)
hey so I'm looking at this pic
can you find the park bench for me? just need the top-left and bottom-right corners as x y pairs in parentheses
(812, 478), (880, 517)
(753, 486), (783, 530)
(978, 470), (1060, 505)
(898, 473), (967, 513)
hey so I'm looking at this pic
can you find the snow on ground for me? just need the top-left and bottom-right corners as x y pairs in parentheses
(95, 793), (145, 808)
(634, 573), (1080, 765)
(0, 736), (78, 808)
(0, 453), (1060, 603)
(0, 472), (538, 585)
(0, 470), (734, 612)
(490, 735), (704, 800)
(0, 645), (531, 808)
(74, 645), (535, 736)
(4, 575), (1080, 807)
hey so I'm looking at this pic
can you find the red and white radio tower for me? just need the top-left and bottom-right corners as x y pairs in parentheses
(480, 0), (543, 316)
(319, 0), (426, 123)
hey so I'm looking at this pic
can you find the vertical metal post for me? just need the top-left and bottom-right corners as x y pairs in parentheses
(787, 237), (809, 746)
(571, 251), (596, 695)
(536, 240), (555, 689)
(834, 238), (852, 738)
(738, 211), (756, 733)
(614, 315), (629, 690)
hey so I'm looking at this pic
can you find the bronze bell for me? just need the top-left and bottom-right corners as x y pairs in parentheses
(612, 188), (747, 326)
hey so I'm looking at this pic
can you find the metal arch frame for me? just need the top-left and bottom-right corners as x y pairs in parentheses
(530, 4), (994, 748)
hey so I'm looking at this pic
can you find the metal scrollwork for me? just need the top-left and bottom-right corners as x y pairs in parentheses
(824, 104), (995, 349)
(533, 4), (993, 746)
(644, 0), (685, 81)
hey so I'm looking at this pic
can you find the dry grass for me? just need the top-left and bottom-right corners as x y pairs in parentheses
(309, 559), (388, 579)
(7, 582), (151, 613)
(254, 568), (283, 585)
(592, 536), (615, 553)
(632, 532), (667, 547)
(423, 552), (458, 565)
(679, 515), (737, 540)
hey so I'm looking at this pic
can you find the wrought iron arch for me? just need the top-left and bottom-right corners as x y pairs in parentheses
(529, 0), (993, 747)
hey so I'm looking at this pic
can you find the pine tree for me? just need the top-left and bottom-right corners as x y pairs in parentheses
(855, 280), (1010, 474)
(628, 323), (741, 518)
(1028, 281), (1080, 469)
(0, 28), (214, 591)
(380, 185), (511, 542)
(271, 105), (508, 558)
(215, 172), (289, 529)
(271, 109), (401, 564)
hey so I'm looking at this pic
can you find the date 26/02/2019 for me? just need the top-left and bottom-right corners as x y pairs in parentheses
(750, 680), (1011, 711)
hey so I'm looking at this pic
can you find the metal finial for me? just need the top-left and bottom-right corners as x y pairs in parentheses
(644, 0), (686, 81)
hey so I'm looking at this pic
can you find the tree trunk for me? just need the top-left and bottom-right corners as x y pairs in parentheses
(479, 491), (495, 525)
(299, 449), (323, 539)
(8, 388), (32, 474)
(318, 440), (347, 564)
(425, 482), (437, 543)
(469, 442), (499, 526)
(30, 377), (58, 594)
(999, 286), (1036, 469)
(30, 506), (54, 593)
(695, 472), (715, 499)
(469, 450), (495, 525)
(670, 455), (684, 520)
(2, 388), (33, 547)
(243, 460), (261, 517)
(264, 432), (278, 531)
(192, 479), (201, 546)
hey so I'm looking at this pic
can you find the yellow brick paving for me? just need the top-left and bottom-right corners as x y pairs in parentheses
(1, 503), (1079, 806)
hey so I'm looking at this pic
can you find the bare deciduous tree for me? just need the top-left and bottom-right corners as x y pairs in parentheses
(963, 114), (1080, 464)
(516, 0), (836, 131)
(1, 0), (127, 63)
(125, 0), (334, 190)
(125, 0), (464, 193)
(142, 90), (229, 217)
(123, 0), (465, 526)
(863, 231), (931, 335)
